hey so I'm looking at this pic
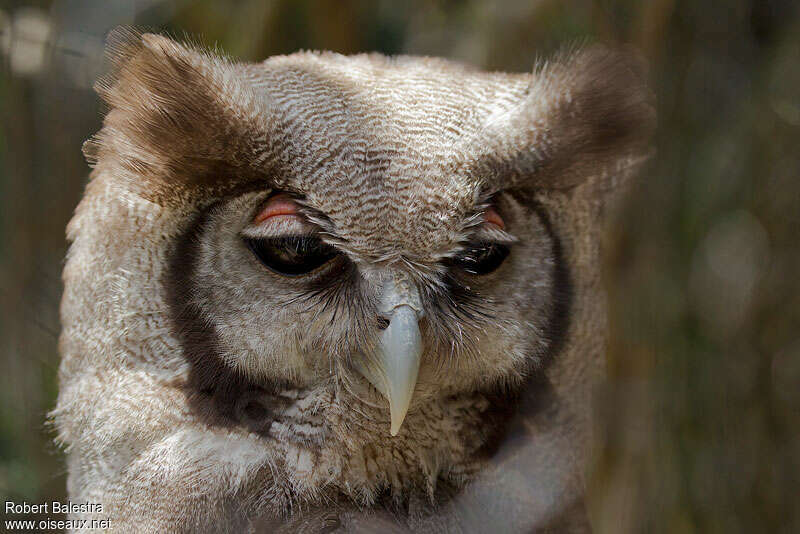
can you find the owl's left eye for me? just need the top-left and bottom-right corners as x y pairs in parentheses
(451, 242), (510, 275)
(245, 236), (338, 276)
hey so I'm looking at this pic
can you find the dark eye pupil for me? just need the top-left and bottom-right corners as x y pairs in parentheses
(245, 236), (337, 276)
(452, 242), (510, 275)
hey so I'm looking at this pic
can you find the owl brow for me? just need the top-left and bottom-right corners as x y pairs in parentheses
(290, 198), (342, 237)
(469, 225), (518, 245)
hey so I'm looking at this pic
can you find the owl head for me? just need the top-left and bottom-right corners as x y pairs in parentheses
(69, 30), (653, 444)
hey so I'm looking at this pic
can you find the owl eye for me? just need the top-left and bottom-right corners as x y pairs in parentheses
(245, 236), (338, 276)
(452, 242), (510, 275)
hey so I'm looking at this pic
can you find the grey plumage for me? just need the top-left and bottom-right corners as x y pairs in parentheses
(54, 28), (654, 532)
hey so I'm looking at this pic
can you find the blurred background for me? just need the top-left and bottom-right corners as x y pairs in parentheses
(0, 1), (798, 532)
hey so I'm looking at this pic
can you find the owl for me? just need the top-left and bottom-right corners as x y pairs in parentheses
(53, 29), (654, 533)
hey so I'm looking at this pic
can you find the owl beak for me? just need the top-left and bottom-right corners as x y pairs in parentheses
(356, 278), (424, 436)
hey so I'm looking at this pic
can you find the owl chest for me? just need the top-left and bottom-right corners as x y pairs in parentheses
(264, 389), (492, 505)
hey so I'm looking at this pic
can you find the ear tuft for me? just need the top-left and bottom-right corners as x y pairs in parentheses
(531, 45), (656, 191)
(561, 46), (656, 176)
(86, 28), (272, 205)
(483, 45), (656, 194)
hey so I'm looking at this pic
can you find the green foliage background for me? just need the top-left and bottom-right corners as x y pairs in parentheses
(1, 1), (798, 532)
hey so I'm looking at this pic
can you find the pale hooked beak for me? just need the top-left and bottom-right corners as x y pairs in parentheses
(356, 276), (423, 436)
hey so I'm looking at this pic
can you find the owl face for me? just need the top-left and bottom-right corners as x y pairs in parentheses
(183, 186), (556, 432)
(79, 31), (653, 439)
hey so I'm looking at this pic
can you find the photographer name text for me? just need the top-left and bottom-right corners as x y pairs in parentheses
(5, 501), (103, 515)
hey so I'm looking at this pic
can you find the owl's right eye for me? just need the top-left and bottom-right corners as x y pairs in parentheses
(245, 236), (338, 276)
(451, 242), (510, 275)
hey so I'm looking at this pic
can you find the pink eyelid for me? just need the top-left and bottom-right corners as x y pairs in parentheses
(484, 207), (505, 229)
(253, 194), (301, 224)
